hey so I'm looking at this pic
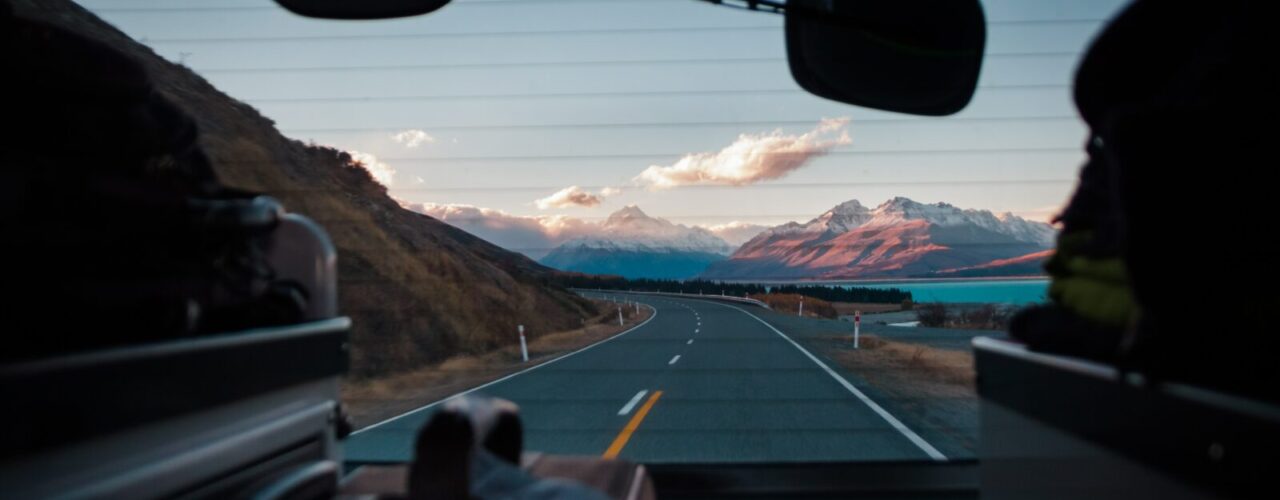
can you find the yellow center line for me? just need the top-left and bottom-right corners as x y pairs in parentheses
(603, 390), (663, 459)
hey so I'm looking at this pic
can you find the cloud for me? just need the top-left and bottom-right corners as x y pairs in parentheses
(534, 185), (620, 210)
(701, 221), (769, 247)
(535, 186), (600, 209)
(392, 129), (435, 148)
(346, 150), (397, 187)
(634, 118), (851, 189)
(401, 202), (596, 258)
(343, 149), (425, 190)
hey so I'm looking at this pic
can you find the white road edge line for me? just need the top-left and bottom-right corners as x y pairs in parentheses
(618, 390), (649, 415)
(352, 301), (660, 435)
(706, 300), (948, 462)
(668, 355), (681, 365)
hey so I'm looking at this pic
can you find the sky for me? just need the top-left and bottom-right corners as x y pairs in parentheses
(81, 0), (1131, 233)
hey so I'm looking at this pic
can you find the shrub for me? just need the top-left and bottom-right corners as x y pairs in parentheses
(958, 304), (1013, 330)
(551, 275), (912, 304)
(749, 293), (838, 319)
(916, 302), (949, 327)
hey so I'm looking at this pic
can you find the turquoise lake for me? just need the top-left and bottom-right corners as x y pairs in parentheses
(819, 279), (1050, 304)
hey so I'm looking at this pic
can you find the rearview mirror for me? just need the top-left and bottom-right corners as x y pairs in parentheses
(785, 0), (986, 116)
(274, 0), (450, 20)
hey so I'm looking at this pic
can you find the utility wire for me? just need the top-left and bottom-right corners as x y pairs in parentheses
(344, 178), (1079, 194)
(242, 84), (1071, 103)
(193, 52), (1077, 74)
(278, 116), (1081, 134)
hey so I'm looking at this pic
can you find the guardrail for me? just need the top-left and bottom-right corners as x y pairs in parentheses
(571, 288), (771, 310)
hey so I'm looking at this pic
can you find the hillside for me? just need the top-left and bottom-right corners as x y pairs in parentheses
(14, 0), (596, 378)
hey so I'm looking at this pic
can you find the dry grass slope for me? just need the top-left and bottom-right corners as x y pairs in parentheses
(749, 293), (839, 319)
(15, 0), (597, 378)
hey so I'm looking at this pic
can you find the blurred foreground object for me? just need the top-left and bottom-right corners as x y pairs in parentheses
(1010, 0), (1279, 404)
(342, 395), (654, 500)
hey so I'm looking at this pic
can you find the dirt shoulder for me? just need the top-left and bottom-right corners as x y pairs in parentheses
(810, 333), (979, 456)
(341, 299), (654, 428)
(831, 302), (903, 315)
(823, 335), (974, 396)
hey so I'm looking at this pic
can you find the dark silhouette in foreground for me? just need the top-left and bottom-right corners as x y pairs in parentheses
(1011, 0), (1278, 404)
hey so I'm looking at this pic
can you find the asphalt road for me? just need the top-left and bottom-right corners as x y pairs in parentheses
(345, 293), (945, 464)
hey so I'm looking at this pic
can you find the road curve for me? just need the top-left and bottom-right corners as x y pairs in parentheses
(345, 293), (942, 463)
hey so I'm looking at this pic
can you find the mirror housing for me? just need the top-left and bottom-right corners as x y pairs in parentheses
(274, 0), (450, 20)
(785, 0), (986, 116)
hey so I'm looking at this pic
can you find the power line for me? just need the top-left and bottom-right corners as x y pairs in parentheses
(88, 0), (1110, 30)
(146, 25), (783, 44)
(265, 178), (1075, 194)
(215, 147), (1081, 164)
(372, 178), (1079, 193)
(279, 116), (1081, 134)
(198, 56), (789, 73)
(194, 52), (1077, 74)
(137, 22), (1105, 44)
(242, 84), (1071, 103)
(192, 51), (1074, 74)
(377, 147), (1083, 162)
(87, 0), (703, 14)
(324, 211), (1061, 224)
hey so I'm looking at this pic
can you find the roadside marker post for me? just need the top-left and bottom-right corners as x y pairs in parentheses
(854, 311), (861, 349)
(798, 296), (804, 317)
(518, 324), (529, 362)
(618, 306), (624, 326)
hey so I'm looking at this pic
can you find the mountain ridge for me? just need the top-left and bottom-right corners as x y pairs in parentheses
(555, 205), (732, 254)
(702, 197), (1056, 280)
(538, 205), (732, 279)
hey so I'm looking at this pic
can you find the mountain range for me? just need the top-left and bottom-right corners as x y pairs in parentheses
(540, 206), (734, 279)
(701, 197), (1056, 280)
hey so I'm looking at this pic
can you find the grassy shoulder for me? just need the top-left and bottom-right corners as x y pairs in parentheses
(831, 301), (903, 315)
(813, 333), (978, 454)
(750, 293), (839, 318)
(341, 299), (653, 428)
(823, 335), (974, 393)
(916, 302), (1014, 330)
(751, 293), (905, 319)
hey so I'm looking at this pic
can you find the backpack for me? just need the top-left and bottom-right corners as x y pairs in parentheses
(1, 12), (307, 362)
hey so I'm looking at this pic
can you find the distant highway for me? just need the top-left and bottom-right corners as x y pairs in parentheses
(346, 293), (944, 463)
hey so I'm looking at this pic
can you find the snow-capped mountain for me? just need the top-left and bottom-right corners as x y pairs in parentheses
(539, 206), (734, 279)
(757, 199), (875, 238)
(701, 197), (1057, 280)
(559, 205), (732, 254)
(705, 221), (769, 247)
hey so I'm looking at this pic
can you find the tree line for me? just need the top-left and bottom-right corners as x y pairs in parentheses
(549, 275), (912, 304)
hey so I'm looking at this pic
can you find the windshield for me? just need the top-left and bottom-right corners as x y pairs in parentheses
(79, 0), (1128, 464)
